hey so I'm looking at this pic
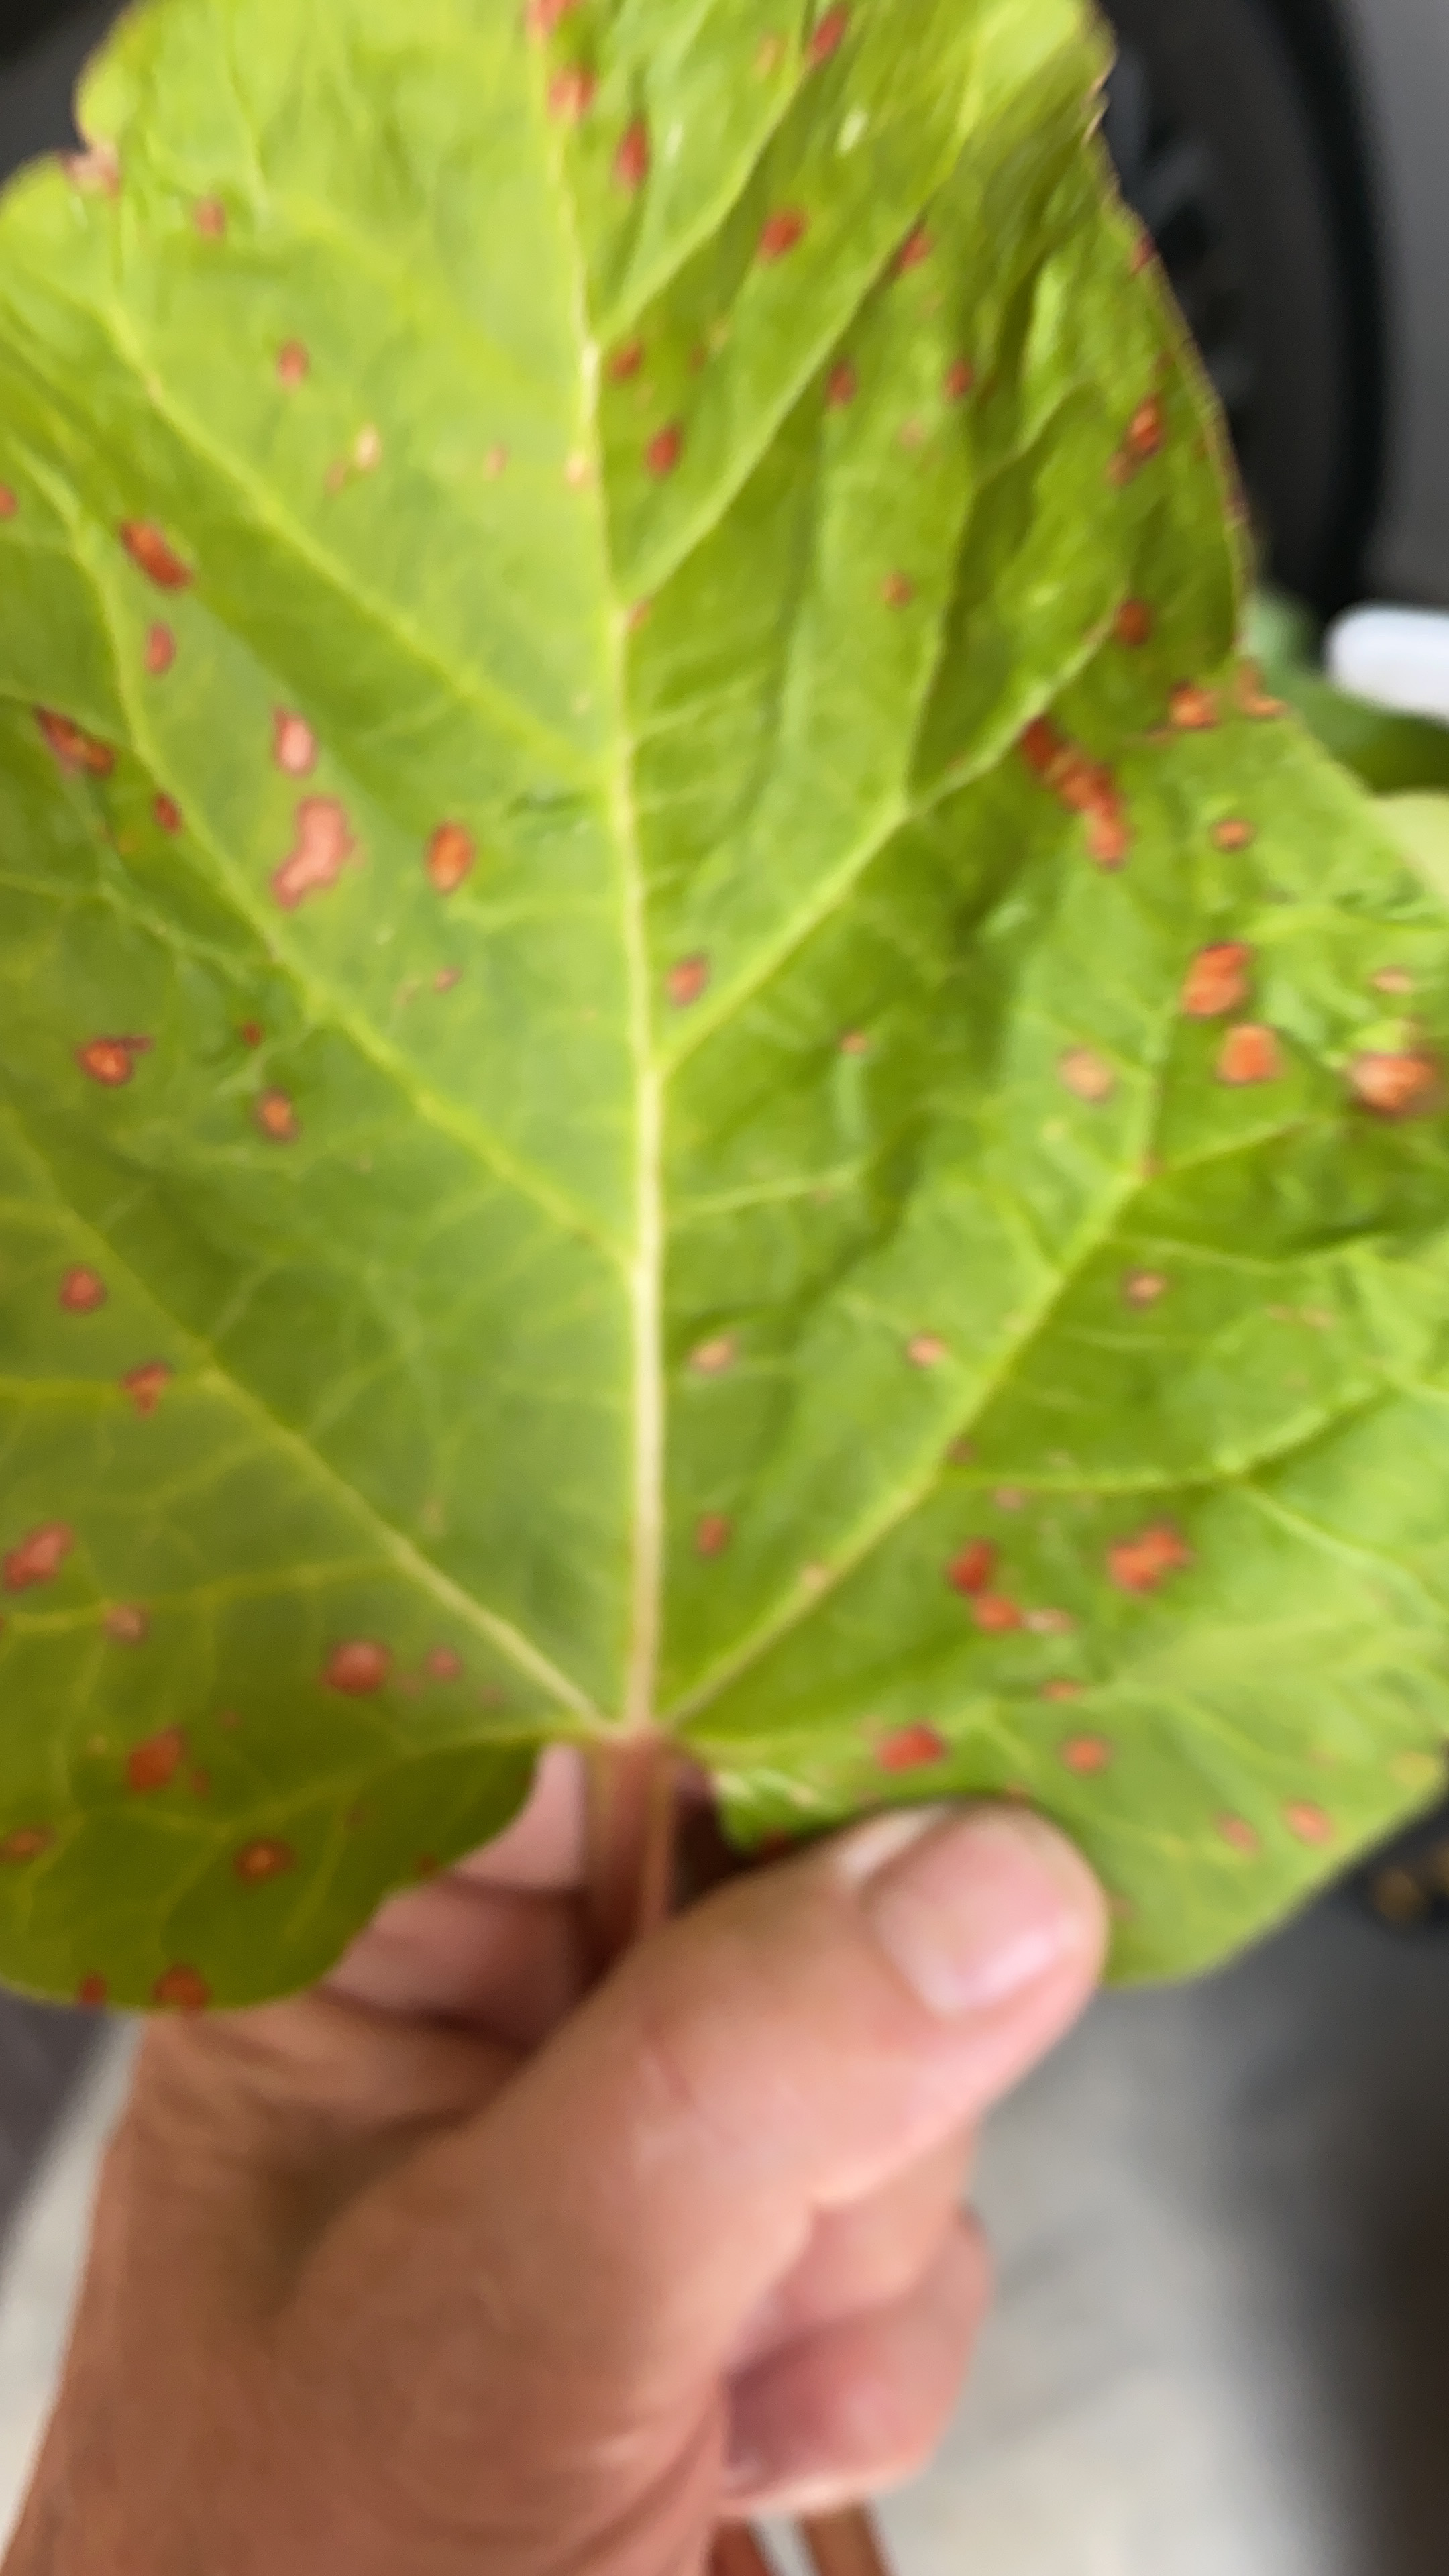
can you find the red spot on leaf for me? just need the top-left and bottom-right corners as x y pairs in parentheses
(1085, 804), (1132, 869)
(235, 1839), (295, 1884)
(1182, 941), (1253, 1020)
(615, 117), (651, 190)
(154, 793), (182, 833)
(277, 340), (310, 387)
(906, 1334), (947, 1368)
(1169, 682), (1219, 732)
(1283, 1800), (1334, 1846)
(943, 357), (975, 403)
(1238, 663), (1286, 720)
(144, 623), (175, 676)
(76, 1035), (148, 1088)
(1212, 818), (1256, 853)
(1124, 396), (1165, 466)
(1042, 1679), (1083, 1703)
(427, 822), (476, 895)
(153, 1964), (209, 2012)
(325, 1640), (392, 1696)
(877, 1723), (947, 1774)
(119, 521), (192, 590)
(947, 1540), (996, 1597)
(808, 5), (849, 64)
(690, 1336), (735, 1375)
(64, 143), (119, 196)
(1114, 598), (1153, 648)
(1059, 1046), (1115, 1104)
(121, 1360), (172, 1416)
(894, 227), (932, 276)
(1217, 1813), (1261, 1856)
(0, 487), (15, 518)
(37, 708), (114, 777)
(3, 1524), (72, 1592)
(1026, 1607), (1075, 1635)
(1122, 1270), (1168, 1310)
(59, 1266), (107, 1314)
(609, 339), (645, 382)
(254, 1088), (299, 1143)
(1108, 1521), (1193, 1594)
(1350, 1052), (1439, 1118)
(881, 571), (915, 609)
(526, 0), (578, 31)
(239, 1020), (264, 1048)
(696, 1513), (732, 1559)
(272, 795), (354, 909)
(549, 64), (596, 121)
(76, 1974), (109, 2008)
(273, 710), (317, 776)
(105, 1605), (148, 1644)
(974, 1594), (1022, 1634)
(826, 359), (857, 409)
(1061, 1735), (1112, 1776)
(759, 208), (808, 264)
(0, 1827), (53, 1864)
(193, 197), (227, 239)
(1218, 1024), (1281, 1087)
(426, 1646), (464, 1681)
(645, 423), (684, 479)
(127, 1728), (186, 1793)
(840, 1028), (869, 1056)
(667, 954), (710, 1008)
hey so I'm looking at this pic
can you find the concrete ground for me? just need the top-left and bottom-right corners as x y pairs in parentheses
(6, 1892), (1449, 2571)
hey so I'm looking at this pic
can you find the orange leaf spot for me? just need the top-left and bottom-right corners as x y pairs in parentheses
(1181, 941), (1253, 1020)
(325, 1640), (392, 1696)
(1060, 1735), (1112, 1776)
(881, 571), (915, 610)
(277, 340), (310, 387)
(974, 1594), (1022, 1634)
(1217, 1814), (1261, 1856)
(59, 1267), (107, 1314)
(1350, 1052), (1439, 1118)
(273, 710), (317, 776)
(759, 208), (808, 264)
(667, 954), (710, 1008)
(272, 795), (354, 908)
(1283, 1800), (1334, 1847)
(1126, 396), (1165, 463)
(1108, 1521), (1193, 1594)
(690, 1336), (736, 1376)
(808, 6), (849, 64)
(153, 1964), (209, 2012)
(826, 358), (857, 409)
(154, 793), (182, 833)
(549, 66), (596, 121)
(526, 0), (578, 30)
(119, 521), (192, 590)
(906, 1334), (947, 1369)
(64, 142), (119, 196)
(1122, 1269), (1168, 1309)
(77, 1035), (148, 1087)
(696, 1513), (732, 1560)
(0, 1827), (54, 1864)
(76, 1974), (109, 2008)
(104, 1605), (148, 1644)
(0, 486), (15, 518)
(254, 1088), (299, 1143)
(239, 1020), (264, 1047)
(193, 197), (226, 239)
(894, 227), (932, 276)
(425, 1647), (464, 1681)
(1086, 802), (1132, 870)
(1042, 1679), (1083, 1703)
(235, 1839), (296, 1884)
(944, 358), (975, 403)
(127, 1728), (185, 1793)
(609, 340), (645, 383)
(427, 822), (476, 895)
(947, 1540), (996, 1597)
(1059, 1046), (1115, 1104)
(1114, 598), (1154, 648)
(614, 117), (651, 191)
(3, 1523), (73, 1591)
(1169, 682), (1219, 732)
(1238, 663), (1286, 720)
(145, 623), (176, 676)
(1212, 817), (1256, 852)
(877, 1723), (947, 1774)
(37, 708), (114, 776)
(1217, 1024), (1281, 1087)
(121, 1360), (172, 1417)
(645, 422), (684, 479)
(839, 1028), (870, 1055)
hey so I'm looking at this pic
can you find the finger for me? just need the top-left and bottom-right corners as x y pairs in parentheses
(341, 1805), (1104, 2438)
(722, 2219), (989, 2520)
(451, 1743), (588, 1893)
(327, 1876), (586, 2049)
(730, 2129), (973, 2369)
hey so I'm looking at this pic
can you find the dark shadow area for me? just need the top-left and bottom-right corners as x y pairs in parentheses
(0, 0), (115, 186)
(0, 1994), (97, 2263)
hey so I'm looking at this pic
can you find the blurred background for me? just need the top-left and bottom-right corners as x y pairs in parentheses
(3, 0), (1449, 2566)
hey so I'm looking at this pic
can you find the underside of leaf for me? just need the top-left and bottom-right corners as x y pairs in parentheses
(1, 0), (1448, 2007)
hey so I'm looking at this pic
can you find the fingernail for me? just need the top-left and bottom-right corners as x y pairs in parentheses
(843, 1806), (1099, 2018)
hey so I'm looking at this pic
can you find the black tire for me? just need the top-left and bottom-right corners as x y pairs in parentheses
(1101, 0), (1381, 612)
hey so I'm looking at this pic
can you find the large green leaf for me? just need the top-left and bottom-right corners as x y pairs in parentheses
(3, 0), (1449, 2008)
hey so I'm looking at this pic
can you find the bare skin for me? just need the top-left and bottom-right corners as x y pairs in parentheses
(3, 1757), (1105, 2576)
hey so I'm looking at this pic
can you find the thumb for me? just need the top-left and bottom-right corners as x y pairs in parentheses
(361, 1803), (1104, 2413)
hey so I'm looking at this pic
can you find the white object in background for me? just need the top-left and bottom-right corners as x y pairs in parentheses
(1326, 605), (1449, 725)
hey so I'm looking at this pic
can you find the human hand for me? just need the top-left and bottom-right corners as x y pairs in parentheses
(4, 1759), (1105, 2576)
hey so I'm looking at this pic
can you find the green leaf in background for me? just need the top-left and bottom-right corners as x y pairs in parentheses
(3, 0), (1449, 2008)
(1247, 590), (1449, 797)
